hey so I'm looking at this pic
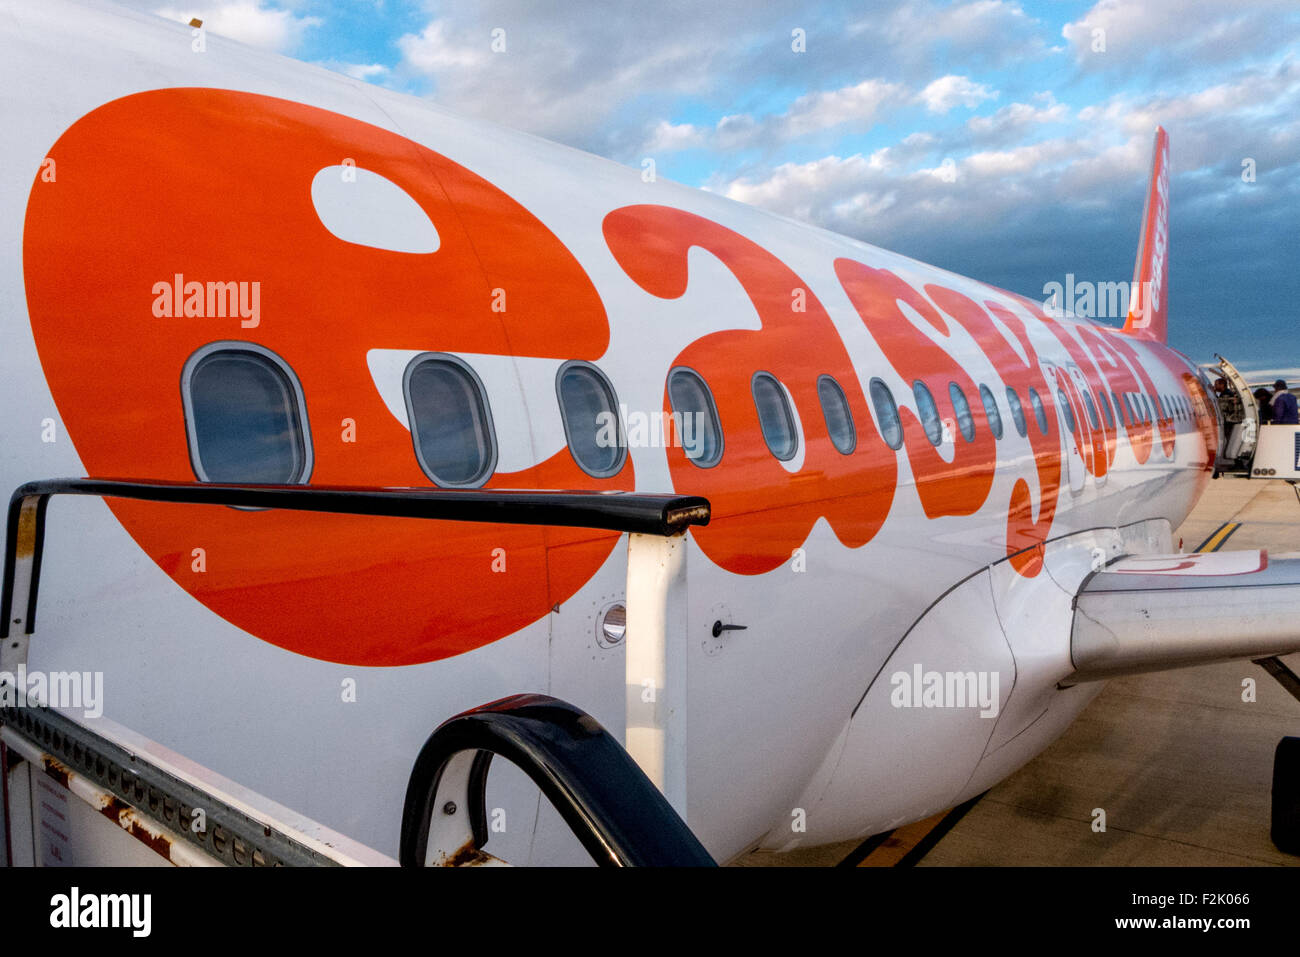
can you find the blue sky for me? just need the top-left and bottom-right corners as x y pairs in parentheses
(141, 1), (1300, 378)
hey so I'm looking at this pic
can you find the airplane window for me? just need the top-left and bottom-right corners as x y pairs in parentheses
(1028, 388), (1049, 435)
(870, 378), (904, 450)
(752, 372), (798, 461)
(1082, 390), (1100, 430)
(182, 343), (311, 484)
(978, 384), (1003, 440)
(1005, 387), (1027, 437)
(1112, 391), (1125, 425)
(1142, 395), (1153, 422)
(1057, 388), (1077, 434)
(913, 381), (943, 446)
(817, 375), (856, 454)
(1098, 391), (1115, 428)
(668, 367), (723, 468)
(404, 354), (497, 487)
(556, 361), (626, 478)
(949, 383), (976, 442)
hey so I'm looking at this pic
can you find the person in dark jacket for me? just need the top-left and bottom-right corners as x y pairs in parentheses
(1255, 388), (1274, 425)
(1272, 380), (1299, 425)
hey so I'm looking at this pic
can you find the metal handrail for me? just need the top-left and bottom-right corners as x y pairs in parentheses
(399, 694), (716, 867)
(1, 477), (710, 639)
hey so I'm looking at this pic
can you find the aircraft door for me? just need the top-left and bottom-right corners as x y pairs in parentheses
(1066, 363), (1105, 488)
(1043, 362), (1085, 494)
(1214, 354), (1259, 468)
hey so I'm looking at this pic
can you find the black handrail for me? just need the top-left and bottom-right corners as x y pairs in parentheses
(400, 694), (716, 867)
(1, 478), (710, 639)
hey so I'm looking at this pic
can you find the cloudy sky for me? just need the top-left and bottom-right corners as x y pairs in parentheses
(140, 0), (1299, 378)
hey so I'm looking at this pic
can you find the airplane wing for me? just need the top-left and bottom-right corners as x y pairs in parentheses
(1067, 549), (1300, 683)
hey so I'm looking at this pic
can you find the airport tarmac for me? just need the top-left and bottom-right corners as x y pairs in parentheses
(737, 476), (1300, 866)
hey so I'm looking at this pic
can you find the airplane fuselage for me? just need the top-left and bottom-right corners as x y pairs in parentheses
(2, 0), (1217, 863)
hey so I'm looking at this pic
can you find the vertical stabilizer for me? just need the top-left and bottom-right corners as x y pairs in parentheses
(1122, 126), (1170, 342)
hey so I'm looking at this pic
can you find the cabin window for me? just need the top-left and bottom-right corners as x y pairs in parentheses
(1142, 395), (1153, 422)
(1028, 387), (1049, 435)
(871, 378), (904, 450)
(1082, 390), (1100, 430)
(667, 367), (723, 467)
(949, 383), (976, 442)
(1112, 392), (1125, 425)
(1005, 387), (1027, 437)
(979, 384), (1003, 440)
(556, 361), (625, 478)
(1057, 389), (1077, 434)
(182, 343), (312, 484)
(913, 381), (943, 446)
(1098, 390), (1115, 428)
(404, 354), (497, 487)
(817, 375), (856, 455)
(752, 372), (798, 461)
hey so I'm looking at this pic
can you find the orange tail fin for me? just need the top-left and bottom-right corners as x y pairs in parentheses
(1122, 126), (1170, 342)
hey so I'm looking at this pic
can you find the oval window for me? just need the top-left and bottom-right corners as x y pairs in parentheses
(978, 384), (1003, 440)
(182, 344), (311, 484)
(1028, 387), (1049, 435)
(817, 375), (856, 454)
(1098, 390), (1114, 428)
(871, 379), (903, 450)
(1005, 387), (1027, 437)
(556, 362), (625, 478)
(404, 355), (497, 487)
(1082, 390), (1100, 430)
(949, 383), (975, 442)
(752, 372), (798, 461)
(667, 367), (723, 468)
(913, 381), (943, 446)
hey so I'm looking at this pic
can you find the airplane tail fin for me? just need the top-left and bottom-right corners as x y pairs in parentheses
(1121, 126), (1170, 342)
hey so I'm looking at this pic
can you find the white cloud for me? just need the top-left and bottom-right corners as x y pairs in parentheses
(641, 79), (905, 156)
(967, 96), (1069, 143)
(1063, 0), (1300, 71)
(153, 1), (320, 52)
(343, 63), (389, 81)
(396, 19), (490, 73)
(856, 0), (1050, 70)
(917, 75), (998, 113)
(642, 120), (705, 154)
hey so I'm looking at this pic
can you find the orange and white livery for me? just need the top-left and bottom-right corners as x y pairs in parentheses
(2, 0), (1298, 866)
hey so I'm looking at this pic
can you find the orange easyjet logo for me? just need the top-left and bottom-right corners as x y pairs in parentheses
(23, 89), (1199, 665)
